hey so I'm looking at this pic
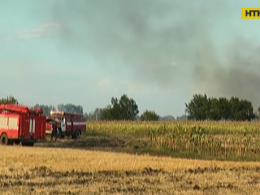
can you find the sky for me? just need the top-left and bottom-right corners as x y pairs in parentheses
(1, 0), (260, 117)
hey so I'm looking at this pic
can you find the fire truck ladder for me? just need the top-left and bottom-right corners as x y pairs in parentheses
(0, 104), (43, 115)
(50, 110), (83, 118)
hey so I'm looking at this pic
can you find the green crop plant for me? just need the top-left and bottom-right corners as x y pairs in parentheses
(86, 120), (260, 161)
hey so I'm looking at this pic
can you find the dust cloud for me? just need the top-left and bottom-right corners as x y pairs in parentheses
(48, 0), (260, 107)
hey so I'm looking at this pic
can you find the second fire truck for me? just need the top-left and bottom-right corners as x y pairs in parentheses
(46, 110), (86, 139)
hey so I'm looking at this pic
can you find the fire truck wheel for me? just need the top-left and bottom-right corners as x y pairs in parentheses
(72, 130), (80, 139)
(14, 140), (20, 145)
(0, 134), (8, 145)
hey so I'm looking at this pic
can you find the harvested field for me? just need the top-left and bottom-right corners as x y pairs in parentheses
(1, 145), (260, 195)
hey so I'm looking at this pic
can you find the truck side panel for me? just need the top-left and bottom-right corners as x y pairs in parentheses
(66, 118), (72, 132)
(34, 116), (46, 140)
(19, 115), (46, 140)
(73, 119), (86, 132)
(7, 116), (19, 139)
(19, 115), (30, 139)
(0, 114), (19, 139)
(0, 115), (8, 136)
(66, 118), (86, 132)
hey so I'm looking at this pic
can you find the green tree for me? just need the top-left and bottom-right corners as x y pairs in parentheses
(86, 108), (102, 120)
(237, 99), (255, 121)
(99, 94), (139, 120)
(34, 104), (56, 115)
(118, 94), (139, 120)
(228, 97), (255, 121)
(0, 96), (19, 104)
(186, 94), (256, 121)
(185, 94), (208, 120)
(218, 97), (230, 120)
(110, 97), (121, 119)
(99, 106), (113, 120)
(206, 97), (221, 120)
(57, 103), (84, 114)
(257, 107), (260, 119)
(140, 110), (160, 121)
(229, 97), (240, 120)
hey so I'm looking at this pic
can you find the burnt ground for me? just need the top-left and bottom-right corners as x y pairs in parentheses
(36, 135), (143, 153)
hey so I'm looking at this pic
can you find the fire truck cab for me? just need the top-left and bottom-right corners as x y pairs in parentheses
(0, 104), (46, 146)
(46, 110), (86, 139)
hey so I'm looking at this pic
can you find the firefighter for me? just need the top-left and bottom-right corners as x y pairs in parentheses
(51, 122), (58, 141)
(58, 127), (62, 138)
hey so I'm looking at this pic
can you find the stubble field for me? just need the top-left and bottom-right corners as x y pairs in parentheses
(1, 146), (260, 195)
(2, 120), (260, 194)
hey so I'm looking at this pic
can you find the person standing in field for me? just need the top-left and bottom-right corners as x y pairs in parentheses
(51, 122), (58, 141)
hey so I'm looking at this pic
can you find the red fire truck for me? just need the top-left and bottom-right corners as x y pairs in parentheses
(0, 104), (46, 146)
(46, 110), (86, 139)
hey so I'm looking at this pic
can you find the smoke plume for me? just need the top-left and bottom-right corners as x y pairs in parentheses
(48, 0), (260, 107)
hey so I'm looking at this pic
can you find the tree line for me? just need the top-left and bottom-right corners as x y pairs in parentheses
(0, 95), (161, 121)
(85, 94), (160, 121)
(1, 94), (259, 121)
(34, 103), (84, 115)
(185, 94), (257, 121)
